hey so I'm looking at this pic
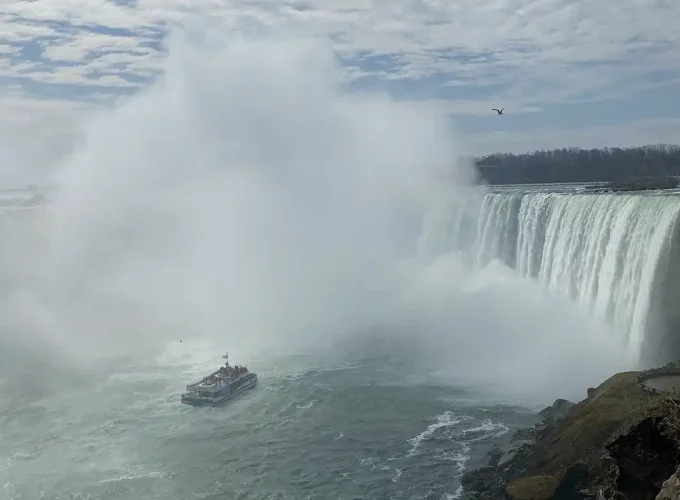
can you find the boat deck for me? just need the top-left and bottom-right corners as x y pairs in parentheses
(181, 373), (258, 407)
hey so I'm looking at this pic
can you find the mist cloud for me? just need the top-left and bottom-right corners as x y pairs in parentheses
(0, 29), (629, 403)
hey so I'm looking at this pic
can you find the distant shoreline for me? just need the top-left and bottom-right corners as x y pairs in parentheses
(475, 145), (680, 186)
(583, 175), (679, 193)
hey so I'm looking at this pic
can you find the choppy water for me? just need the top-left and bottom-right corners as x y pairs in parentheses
(7, 181), (675, 499)
(1, 338), (536, 500)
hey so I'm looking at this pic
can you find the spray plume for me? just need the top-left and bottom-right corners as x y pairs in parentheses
(0, 29), (629, 403)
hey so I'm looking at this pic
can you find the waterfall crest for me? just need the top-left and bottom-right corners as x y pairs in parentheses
(420, 189), (680, 366)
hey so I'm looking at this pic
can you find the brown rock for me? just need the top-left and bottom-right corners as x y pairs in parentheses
(505, 475), (560, 500)
(656, 469), (680, 500)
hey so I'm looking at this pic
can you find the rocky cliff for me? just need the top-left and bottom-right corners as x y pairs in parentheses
(462, 362), (680, 500)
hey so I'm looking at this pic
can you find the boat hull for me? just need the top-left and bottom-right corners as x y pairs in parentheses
(181, 375), (258, 407)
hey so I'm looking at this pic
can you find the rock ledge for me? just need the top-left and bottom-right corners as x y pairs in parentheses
(462, 362), (680, 500)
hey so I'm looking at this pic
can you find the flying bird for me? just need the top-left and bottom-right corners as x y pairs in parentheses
(492, 108), (504, 115)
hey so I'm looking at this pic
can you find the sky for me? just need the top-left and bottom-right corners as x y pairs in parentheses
(0, 0), (679, 177)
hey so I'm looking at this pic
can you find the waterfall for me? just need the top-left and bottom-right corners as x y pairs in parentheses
(420, 188), (680, 366)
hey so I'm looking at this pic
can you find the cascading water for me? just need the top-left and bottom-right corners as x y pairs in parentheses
(1, 33), (651, 500)
(419, 187), (680, 367)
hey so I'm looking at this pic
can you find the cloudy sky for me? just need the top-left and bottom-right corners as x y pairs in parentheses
(0, 0), (679, 175)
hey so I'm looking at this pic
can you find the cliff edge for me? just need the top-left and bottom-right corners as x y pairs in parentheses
(462, 362), (680, 500)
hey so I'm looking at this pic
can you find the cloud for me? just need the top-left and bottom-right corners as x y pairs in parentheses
(0, 0), (678, 155)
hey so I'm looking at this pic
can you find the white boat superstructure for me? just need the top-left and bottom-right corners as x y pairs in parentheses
(181, 351), (258, 407)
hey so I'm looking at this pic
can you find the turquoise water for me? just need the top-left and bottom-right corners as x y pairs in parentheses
(1, 338), (536, 500)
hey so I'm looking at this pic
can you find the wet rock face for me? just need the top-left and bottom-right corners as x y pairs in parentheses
(498, 440), (534, 468)
(461, 465), (507, 499)
(461, 399), (576, 500)
(550, 465), (590, 500)
(538, 399), (575, 426)
(606, 417), (679, 500)
(655, 468), (680, 500)
(462, 365), (680, 500)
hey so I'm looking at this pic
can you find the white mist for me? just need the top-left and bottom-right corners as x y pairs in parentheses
(0, 30), (630, 404)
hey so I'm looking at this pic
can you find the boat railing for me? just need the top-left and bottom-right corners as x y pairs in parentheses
(186, 370), (247, 389)
(186, 374), (215, 388)
(185, 362), (251, 389)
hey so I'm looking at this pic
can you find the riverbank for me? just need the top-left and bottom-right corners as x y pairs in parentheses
(461, 361), (680, 499)
(583, 176), (679, 193)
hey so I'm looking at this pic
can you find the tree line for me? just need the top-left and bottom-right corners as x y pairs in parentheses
(475, 144), (680, 185)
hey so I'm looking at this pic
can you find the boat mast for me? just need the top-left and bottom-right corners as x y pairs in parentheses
(223, 350), (229, 366)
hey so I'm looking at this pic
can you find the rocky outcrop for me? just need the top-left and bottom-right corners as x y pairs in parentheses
(538, 399), (575, 426)
(462, 363), (680, 500)
(656, 468), (680, 500)
(599, 399), (680, 499)
(461, 398), (576, 500)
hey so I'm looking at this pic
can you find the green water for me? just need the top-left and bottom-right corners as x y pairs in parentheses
(1, 339), (536, 500)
